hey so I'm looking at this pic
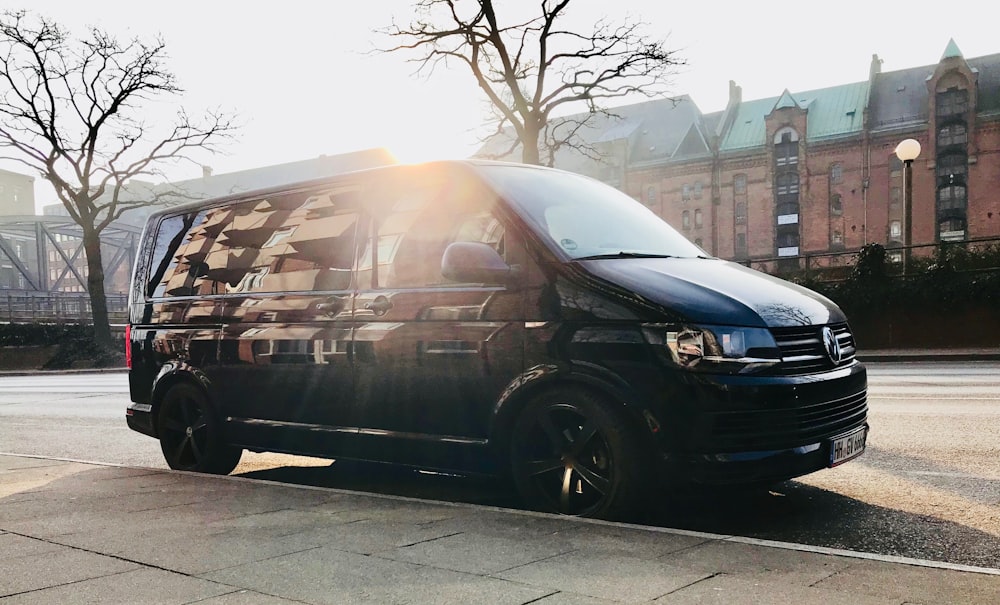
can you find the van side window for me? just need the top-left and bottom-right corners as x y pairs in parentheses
(146, 187), (361, 298)
(360, 180), (502, 289)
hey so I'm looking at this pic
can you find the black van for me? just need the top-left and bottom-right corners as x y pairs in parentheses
(126, 160), (867, 519)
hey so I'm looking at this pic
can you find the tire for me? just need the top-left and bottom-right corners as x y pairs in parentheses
(509, 386), (645, 520)
(157, 382), (242, 474)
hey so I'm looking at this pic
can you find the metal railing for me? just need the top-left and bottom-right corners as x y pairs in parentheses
(0, 293), (128, 324)
(739, 236), (1000, 282)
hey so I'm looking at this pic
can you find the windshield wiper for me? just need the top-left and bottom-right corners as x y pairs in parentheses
(573, 251), (676, 261)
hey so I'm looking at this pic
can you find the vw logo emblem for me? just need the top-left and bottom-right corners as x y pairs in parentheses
(822, 327), (842, 364)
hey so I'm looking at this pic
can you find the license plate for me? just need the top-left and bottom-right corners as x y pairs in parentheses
(829, 426), (867, 467)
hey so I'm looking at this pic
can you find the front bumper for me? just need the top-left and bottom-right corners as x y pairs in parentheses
(674, 422), (869, 485)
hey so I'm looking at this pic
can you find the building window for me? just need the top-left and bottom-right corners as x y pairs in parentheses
(774, 129), (799, 167)
(938, 123), (967, 147)
(936, 153), (967, 185)
(936, 88), (968, 118)
(889, 220), (902, 239)
(734, 174), (747, 194)
(681, 210), (691, 230)
(830, 163), (843, 183)
(646, 186), (657, 205)
(830, 194), (842, 215)
(776, 172), (799, 197)
(735, 232), (747, 256)
(682, 184), (691, 201)
(694, 238), (703, 248)
(938, 184), (967, 211)
(693, 181), (703, 199)
(694, 209), (703, 228)
(832, 230), (843, 245)
(890, 187), (901, 209)
(938, 217), (966, 240)
(735, 202), (747, 225)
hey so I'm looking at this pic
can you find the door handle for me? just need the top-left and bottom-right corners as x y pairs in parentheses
(316, 295), (348, 316)
(364, 295), (393, 316)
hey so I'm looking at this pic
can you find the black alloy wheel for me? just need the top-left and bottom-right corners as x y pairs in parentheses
(510, 387), (644, 519)
(158, 383), (241, 474)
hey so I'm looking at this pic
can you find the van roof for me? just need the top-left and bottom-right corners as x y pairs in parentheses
(140, 159), (556, 222)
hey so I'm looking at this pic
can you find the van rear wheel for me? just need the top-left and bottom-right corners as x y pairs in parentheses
(509, 387), (644, 520)
(157, 383), (241, 475)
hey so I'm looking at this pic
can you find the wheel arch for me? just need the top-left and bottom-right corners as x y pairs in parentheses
(488, 364), (654, 465)
(149, 362), (214, 437)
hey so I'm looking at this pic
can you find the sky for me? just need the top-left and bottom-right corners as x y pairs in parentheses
(6, 0), (1000, 211)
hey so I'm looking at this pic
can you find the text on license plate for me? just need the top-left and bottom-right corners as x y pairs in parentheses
(829, 426), (867, 467)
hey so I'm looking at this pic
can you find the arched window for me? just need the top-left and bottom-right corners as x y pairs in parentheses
(734, 174), (747, 194)
(682, 210), (691, 230)
(694, 209), (703, 228)
(774, 128), (799, 167)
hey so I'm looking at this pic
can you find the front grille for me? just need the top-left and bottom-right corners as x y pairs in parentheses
(767, 323), (857, 376)
(708, 388), (868, 451)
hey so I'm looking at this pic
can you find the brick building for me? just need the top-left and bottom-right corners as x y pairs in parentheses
(476, 40), (1000, 265)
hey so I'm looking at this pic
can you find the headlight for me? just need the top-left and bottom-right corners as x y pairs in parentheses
(642, 323), (781, 374)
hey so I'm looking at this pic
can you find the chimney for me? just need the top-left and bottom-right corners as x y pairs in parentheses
(869, 54), (883, 80)
(729, 80), (742, 106)
(202, 165), (213, 178)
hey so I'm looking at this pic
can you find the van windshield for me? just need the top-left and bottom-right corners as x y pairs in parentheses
(477, 164), (705, 261)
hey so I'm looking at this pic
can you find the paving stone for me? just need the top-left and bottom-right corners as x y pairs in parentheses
(55, 524), (325, 576)
(495, 550), (711, 602)
(1, 568), (232, 605)
(187, 590), (306, 604)
(0, 546), (138, 597)
(384, 530), (574, 574)
(0, 533), (64, 561)
(655, 574), (902, 604)
(814, 559), (1000, 605)
(200, 545), (549, 604)
(660, 541), (852, 586)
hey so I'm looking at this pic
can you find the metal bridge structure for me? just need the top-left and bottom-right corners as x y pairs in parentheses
(0, 215), (139, 323)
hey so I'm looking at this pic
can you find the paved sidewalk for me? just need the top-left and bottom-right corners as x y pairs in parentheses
(1, 454), (998, 604)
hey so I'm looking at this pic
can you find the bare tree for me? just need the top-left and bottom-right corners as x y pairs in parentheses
(381, 0), (683, 165)
(0, 10), (237, 346)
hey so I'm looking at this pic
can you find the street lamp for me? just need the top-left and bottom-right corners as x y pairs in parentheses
(894, 138), (921, 274)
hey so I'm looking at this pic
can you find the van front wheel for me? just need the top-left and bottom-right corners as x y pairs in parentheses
(157, 383), (241, 475)
(509, 387), (644, 520)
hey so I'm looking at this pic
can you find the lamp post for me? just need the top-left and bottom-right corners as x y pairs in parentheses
(894, 138), (921, 274)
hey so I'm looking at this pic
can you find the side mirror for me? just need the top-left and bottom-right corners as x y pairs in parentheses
(441, 241), (516, 285)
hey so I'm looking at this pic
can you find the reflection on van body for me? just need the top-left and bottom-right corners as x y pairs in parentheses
(126, 160), (867, 520)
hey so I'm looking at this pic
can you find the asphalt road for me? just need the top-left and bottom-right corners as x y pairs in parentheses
(0, 362), (997, 569)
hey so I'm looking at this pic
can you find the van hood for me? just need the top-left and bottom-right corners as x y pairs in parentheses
(578, 257), (846, 328)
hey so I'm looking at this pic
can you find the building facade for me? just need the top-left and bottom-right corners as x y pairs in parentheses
(477, 41), (1000, 266)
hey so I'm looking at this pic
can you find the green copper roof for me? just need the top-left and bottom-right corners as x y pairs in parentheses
(721, 81), (870, 151)
(774, 89), (799, 110)
(941, 38), (964, 60)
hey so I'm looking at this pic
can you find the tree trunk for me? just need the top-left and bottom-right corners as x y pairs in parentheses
(521, 121), (542, 165)
(82, 228), (112, 346)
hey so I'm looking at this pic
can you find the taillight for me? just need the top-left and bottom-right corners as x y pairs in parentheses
(125, 324), (132, 369)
